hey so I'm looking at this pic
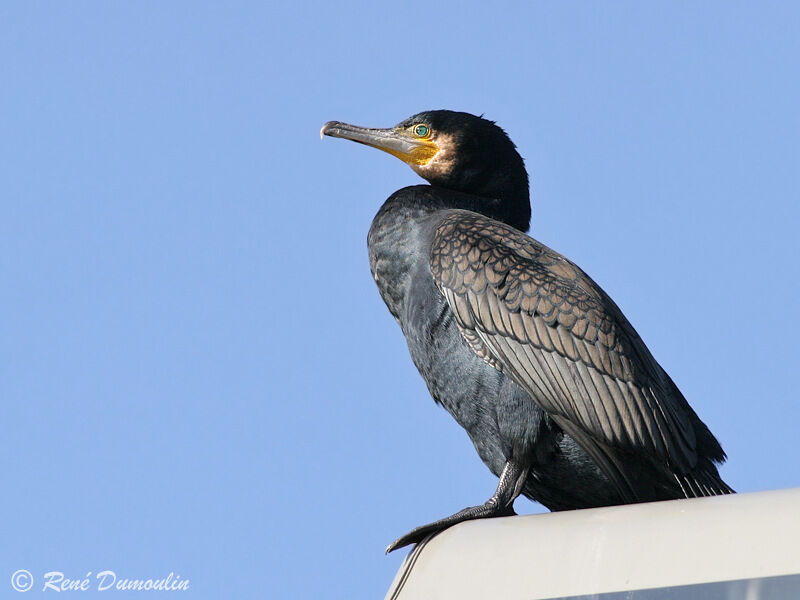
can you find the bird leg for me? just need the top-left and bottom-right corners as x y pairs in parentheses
(386, 458), (530, 553)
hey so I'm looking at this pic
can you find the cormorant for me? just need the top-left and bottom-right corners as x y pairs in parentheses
(321, 110), (733, 553)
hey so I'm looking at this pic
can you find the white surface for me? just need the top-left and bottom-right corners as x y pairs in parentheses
(385, 488), (800, 600)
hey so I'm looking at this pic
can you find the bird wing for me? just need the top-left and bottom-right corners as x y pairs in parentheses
(430, 211), (699, 497)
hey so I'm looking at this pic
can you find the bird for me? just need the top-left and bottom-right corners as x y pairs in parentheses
(320, 110), (733, 553)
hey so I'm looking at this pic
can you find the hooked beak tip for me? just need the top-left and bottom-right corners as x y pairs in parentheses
(319, 121), (339, 140)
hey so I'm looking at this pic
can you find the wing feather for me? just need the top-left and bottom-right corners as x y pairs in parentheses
(430, 211), (700, 479)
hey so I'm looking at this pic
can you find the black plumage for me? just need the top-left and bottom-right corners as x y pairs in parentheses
(321, 110), (732, 553)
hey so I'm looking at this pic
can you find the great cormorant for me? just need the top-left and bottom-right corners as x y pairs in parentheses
(321, 110), (733, 553)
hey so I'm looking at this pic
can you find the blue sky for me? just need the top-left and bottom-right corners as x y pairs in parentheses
(2, 2), (799, 598)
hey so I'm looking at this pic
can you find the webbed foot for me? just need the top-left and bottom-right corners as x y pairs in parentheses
(386, 499), (516, 553)
(385, 458), (530, 553)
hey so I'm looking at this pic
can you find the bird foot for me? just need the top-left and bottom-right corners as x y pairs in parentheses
(385, 498), (516, 553)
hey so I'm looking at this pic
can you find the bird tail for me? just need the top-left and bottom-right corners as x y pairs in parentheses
(675, 460), (735, 498)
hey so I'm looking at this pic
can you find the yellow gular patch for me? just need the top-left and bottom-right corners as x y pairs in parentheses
(411, 132), (457, 177)
(384, 140), (439, 166)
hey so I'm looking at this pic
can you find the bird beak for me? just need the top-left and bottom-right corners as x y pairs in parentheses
(320, 121), (438, 166)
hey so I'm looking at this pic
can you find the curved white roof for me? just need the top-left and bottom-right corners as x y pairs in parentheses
(385, 488), (800, 599)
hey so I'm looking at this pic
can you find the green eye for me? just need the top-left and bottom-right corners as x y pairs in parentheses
(413, 124), (430, 137)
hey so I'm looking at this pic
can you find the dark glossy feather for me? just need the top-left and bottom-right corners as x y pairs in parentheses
(431, 210), (729, 495)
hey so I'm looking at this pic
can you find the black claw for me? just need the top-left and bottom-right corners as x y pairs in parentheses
(386, 525), (439, 553)
(385, 499), (517, 553)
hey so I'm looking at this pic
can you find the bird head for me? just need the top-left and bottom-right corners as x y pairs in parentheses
(321, 110), (531, 231)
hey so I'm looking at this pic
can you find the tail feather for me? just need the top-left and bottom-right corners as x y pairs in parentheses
(676, 460), (734, 498)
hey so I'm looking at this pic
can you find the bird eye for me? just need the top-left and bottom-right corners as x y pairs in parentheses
(413, 124), (430, 138)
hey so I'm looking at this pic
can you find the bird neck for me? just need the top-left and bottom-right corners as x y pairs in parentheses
(428, 168), (531, 232)
(367, 183), (530, 321)
(434, 179), (531, 233)
(466, 180), (531, 233)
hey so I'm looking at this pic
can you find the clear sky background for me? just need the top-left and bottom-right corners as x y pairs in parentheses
(2, 2), (799, 598)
